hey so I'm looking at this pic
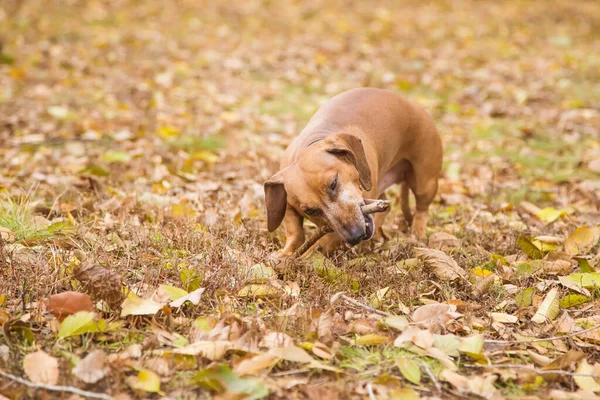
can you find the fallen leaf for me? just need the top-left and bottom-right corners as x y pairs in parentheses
(412, 303), (462, 330)
(565, 226), (600, 256)
(517, 236), (543, 259)
(531, 288), (560, 324)
(428, 232), (461, 251)
(490, 312), (518, 324)
(394, 326), (434, 349)
(414, 247), (466, 281)
(574, 359), (600, 392)
(72, 350), (109, 384)
(120, 292), (163, 317)
(237, 284), (283, 298)
(355, 334), (390, 346)
(127, 369), (163, 394)
(23, 351), (59, 385)
(234, 354), (278, 376)
(169, 288), (205, 308)
(58, 311), (97, 339)
(46, 291), (94, 321)
(168, 340), (233, 360)
(396, 357), (421, 385)
(268, 346), (314, 363)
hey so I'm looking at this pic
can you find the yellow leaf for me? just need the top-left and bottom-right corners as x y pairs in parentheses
(574, 359), (600, 392)
(237, 284), (283, 298)
(127, 369), (163, 394)
(120, 292), (163, 317)
(471, 267), (493, 277)
(536, 207), (568, 223)
(355, 334), (390, 346)
(565, 226), (600, 256)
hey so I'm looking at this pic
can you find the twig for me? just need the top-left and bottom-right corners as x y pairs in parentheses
(293, 199), (390, 258)
(485, 322), (600, 345)
(366, 382), (377, 400)
(465, 207), (481, 229)
(474, 364), (600, 380)
(331, 292), (392, 317)
(0, 369), (113, 400)
(422, 362), (442, 392)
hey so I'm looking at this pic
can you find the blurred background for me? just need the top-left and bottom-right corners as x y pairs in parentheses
(1, 0), (599, 238)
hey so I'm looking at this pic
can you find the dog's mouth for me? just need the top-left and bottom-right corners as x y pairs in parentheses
(363, 213), (374, 241)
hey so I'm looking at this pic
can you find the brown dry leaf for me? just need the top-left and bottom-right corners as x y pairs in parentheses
(168, 340), (233, 360)
(543, 350), (585, 371)
(411, 303), (462, 330)
(471, 273), (497, 298)
(74, 263), (123, 308)
(415, 247), (466, 281)
(268, 346), (315, 363)
(312, 341), (334, 359)
(490, 312), (518, 324)
(234, 353), (278, 376)
(394, 326), (435, 350)
(259, 331), (294, 348)
(23, 350), (59, 385)
(46, 291), (94, 321)
(72, 350), (109, 384)
(428, 232), (461, 251)
(348, 319), (377, 334)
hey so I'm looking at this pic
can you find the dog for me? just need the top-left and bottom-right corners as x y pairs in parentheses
(264, 87), (443, 256)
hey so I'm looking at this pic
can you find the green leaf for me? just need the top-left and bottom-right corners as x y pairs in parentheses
(180, 268), (203, 292)
(515, 287), (534, 308)
(396, 357), (421, 385)
(159, 285), (188, 301)
(559, 272), (600, 289)
(80, 164), (110, 177)
(127, 369), (163, 394)
(433, 334), (461, 357)
(102, 151), (132, 163)
(368, 287), (390, 308)
(517, 236), (543, 260)
(58, 311), (97, 339)
(193, 365), (268, 399)
(381, 315), (409, 331)
(459, 335), (485, 362)
(560, 294), (591, 309)
(575, 257), (595, 273)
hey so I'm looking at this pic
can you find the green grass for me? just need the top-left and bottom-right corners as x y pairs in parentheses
(0, 197), (72, 242)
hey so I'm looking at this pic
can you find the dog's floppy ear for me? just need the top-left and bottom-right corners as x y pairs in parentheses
(264, 171), (288, 232)
(326, 133), (372, 191)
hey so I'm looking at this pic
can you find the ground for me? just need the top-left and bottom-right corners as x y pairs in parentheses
(1, 0), (600, 399)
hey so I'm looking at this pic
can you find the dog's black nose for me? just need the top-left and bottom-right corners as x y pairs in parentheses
(346, 226), (365, 246)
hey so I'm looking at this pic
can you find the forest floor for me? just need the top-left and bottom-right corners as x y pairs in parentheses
(1, 0), (600, 398)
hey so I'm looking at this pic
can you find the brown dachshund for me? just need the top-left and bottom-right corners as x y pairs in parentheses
(264, 87), (443, 256)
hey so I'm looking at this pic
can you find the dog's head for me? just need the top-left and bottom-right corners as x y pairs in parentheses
(264, 133), (374, 246)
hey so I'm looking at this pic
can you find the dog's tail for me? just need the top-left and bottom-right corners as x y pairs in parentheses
(401, 182), (413, 225)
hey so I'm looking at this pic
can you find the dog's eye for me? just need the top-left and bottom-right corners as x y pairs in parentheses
(329, 176), (338, 192)
(304, 208), (321, 217)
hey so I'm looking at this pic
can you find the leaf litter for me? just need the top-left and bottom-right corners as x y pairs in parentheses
(1, 0), (600, 399)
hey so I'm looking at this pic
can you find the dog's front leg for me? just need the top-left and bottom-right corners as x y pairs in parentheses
(280, 206), (305, 256)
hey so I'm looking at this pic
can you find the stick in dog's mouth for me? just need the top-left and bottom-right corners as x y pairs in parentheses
(292, 199), (390, 258)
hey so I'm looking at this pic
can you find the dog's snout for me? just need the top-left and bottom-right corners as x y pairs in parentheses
(346, 225), (365, 246)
